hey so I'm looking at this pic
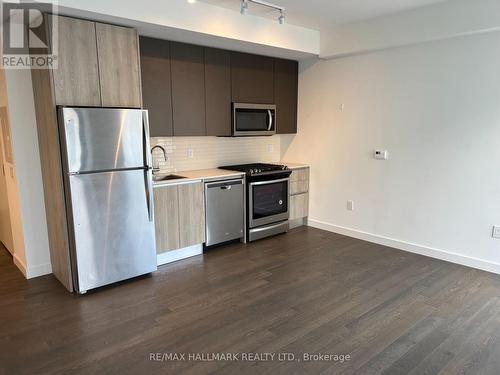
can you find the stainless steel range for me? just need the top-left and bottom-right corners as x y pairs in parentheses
(220, 163), (292, 242)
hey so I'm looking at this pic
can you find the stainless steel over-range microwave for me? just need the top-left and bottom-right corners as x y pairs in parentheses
(232, 103), (276, 136)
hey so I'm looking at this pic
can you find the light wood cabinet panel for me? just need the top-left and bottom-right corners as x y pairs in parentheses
(290, 168), (309, 195)
(153, 185), (180, 253)
(31, 68), (73, 291)
(178, 182), (205, 248)
(290, 193), (309, 220)
(96, 23), (142, 108)
(50, 15), (101, 106)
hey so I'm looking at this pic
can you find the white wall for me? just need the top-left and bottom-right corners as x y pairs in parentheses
(36, 0), (319, 59)
(4, 69), (51, 278)
(283, 30), (500, 273)
(321, 0), (500, 59)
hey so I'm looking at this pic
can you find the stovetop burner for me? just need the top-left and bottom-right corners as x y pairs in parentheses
(220, 163), (289, 176)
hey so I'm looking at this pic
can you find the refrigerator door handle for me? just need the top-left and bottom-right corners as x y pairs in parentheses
(143, 110), (154, 222)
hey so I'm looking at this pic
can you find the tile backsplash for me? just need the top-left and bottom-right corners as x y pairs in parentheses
(150, 136), (281, 173)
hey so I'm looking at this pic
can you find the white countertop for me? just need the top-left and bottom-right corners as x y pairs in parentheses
(281, 162), (310, 170)
(153, 168), (245, 187)
(153, 163), (309, 187)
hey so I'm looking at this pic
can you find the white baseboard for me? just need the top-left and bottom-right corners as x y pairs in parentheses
(308, 219), (500, 275)
(157, 244), (203, 266)
(13, 254), (27, 277)
(13, 254), (53, 279)
(26, 262), (52, 279)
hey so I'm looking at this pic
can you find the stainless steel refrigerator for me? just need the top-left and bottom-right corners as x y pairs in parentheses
(58, 107), (156, 294)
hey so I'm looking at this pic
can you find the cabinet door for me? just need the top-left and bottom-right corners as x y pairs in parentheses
(153, 185), (180, 253)
(178, 182), (205, 248)
(171, 43), (206, 136)
(290, 193), (309, 220)
(96, 23), (142, 108)
(289, 168), (309, 195)
(275, 58), (298, 134)
(50, 15), (101, 106)
(231, 52), (274, 104)
(205, 48), (231, 136)
(140, 37), (173, 136)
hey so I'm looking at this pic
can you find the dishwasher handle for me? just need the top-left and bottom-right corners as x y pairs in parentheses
(205, 179), (243, 189)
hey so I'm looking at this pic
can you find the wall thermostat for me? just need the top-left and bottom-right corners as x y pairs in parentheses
(374, 150), (388, 160)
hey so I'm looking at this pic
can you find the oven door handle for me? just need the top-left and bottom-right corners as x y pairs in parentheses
(250, 178), (289, 187)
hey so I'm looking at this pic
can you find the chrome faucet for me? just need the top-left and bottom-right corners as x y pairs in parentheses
(151, 145), (167, 175)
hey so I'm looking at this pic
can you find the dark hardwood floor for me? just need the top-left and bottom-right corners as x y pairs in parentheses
(2, 227), (500, 375)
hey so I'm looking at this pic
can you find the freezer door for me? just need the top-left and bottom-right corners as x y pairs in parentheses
(67, 169), (156, 293)
(60, 107), (146, 173)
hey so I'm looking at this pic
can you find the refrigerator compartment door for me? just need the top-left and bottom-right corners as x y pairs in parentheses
(60, 107), (146, 173)
(68, 169), (156, 292)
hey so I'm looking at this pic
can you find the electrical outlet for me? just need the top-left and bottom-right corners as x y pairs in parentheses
(267, 144), (274, 153)
(347, 200), (354, 211)
(339, 103), (345, 112)
(187, 148), (194, 159)
(492, 226), (500, 239)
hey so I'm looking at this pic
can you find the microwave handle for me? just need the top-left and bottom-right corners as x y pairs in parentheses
(267, 110), (273, 131)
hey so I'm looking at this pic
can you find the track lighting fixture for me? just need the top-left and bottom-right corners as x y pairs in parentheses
(278, 10), (285, 24)
(240, 0), (248, 15)
(240, 0), (286, 24)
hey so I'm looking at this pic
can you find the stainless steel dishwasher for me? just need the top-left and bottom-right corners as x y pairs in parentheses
(205, 178), (245, 247)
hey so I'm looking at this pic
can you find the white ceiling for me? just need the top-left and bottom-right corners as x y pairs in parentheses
(200, 0), (451, 30)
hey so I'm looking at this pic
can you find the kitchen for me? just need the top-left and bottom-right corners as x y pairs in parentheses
(2, 0), (500, 374)
(30, 14), (310, 293)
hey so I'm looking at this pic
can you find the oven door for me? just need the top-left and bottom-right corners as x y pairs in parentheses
(233, 103), (276, 136)
(249, 178), (289, 228)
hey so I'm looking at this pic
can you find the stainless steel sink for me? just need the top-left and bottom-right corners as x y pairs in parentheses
(153, 174), (187, 182)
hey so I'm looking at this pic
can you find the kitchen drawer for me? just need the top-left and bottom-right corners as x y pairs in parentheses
(289, 193), (309, 220)
(289, 167), (309, 195)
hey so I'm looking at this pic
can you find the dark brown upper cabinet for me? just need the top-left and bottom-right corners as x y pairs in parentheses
(231, 52), (274, 104)
(171, 42), (206, 136)
(204, 48), (231, 136)
(274, 58), (298, 134)
(140, 37), (173, 137)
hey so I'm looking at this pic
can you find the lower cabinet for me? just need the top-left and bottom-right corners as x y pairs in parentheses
(290, 193), (309, 220)
(289, 167), (310, 223)
(154, 181), (205, 254)
(178, 182), (205, 248)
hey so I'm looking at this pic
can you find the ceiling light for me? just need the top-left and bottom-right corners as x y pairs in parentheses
(240, 0), (285, 24)
(187, 0), (196, 3)
(278, 11), (285, 24)
(240, 0), (248, 15)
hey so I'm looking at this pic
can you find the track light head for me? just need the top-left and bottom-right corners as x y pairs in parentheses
(240, 0), (248, 15)
(278, 11), (285, 24)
